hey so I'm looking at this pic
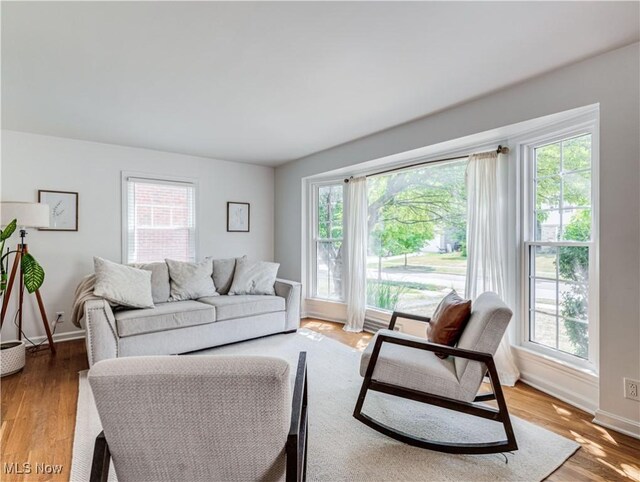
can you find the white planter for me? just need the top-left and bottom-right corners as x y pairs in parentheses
(1, 341), (26, 377)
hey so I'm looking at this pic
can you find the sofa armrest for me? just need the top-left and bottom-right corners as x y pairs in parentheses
(83, 299), (119, 367)
(275, 279), (302, 332)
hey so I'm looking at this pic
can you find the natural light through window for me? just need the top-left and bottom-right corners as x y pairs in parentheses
(125, 176), (196, 264)
(527, 133), (594, 360)
(366, 159), (467, 315)
(313, 184), (344, 300)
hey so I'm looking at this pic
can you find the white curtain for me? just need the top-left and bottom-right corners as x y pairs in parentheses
(465, 152), (520, 386)
(344, 177), (368, 332)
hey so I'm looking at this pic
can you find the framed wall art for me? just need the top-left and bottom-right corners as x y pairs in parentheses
(38, 190), (78, 231)
(227, 202), (250, 232)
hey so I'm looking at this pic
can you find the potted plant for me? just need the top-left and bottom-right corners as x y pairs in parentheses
(0, 218), (46, 376)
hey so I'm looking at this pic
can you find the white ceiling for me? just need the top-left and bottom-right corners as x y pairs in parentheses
(2, 2), (638, 166)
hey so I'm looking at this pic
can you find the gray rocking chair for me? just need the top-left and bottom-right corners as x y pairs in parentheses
(354, 292), (518, 455)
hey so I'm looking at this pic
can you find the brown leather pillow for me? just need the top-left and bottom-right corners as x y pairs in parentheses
(427, 291), (472, 358)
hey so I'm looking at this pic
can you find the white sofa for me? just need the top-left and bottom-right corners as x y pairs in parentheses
(80, 260), (301, 366)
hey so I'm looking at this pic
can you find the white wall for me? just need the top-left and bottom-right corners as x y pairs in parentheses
(275, 43), (640, 430)
(1, 130), (274, 341)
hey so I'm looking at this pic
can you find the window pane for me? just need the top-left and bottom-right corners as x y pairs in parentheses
(531, 311), (557, 350)
(153, 206), (171, 226)
(536, 142), (561, 178)
(535, 210), (561, 241)
(528, 132), (593, 362)
(127, 180), (195, 263)
(562, 135), (591, 172)
(536, 175), (561, 210)
(561, 209), (591, 241)
(532, 245), (557, 279)
(315, 241), (343, 300)
(558, 246), (589, 348)
(317, 185), (343, 240)
(136, 205), (152, 226)
(314, 184), (344, 301)
(558, 246), (589, 283)
(559, 280), (588, 321)
(559, 318), (589, 359)
(532, 277), (556, 315)
(562, 170), (590, 208)
(529, 244), (591, 357)
(366, 159), (467, 315)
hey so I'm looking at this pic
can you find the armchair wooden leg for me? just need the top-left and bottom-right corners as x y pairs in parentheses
(90, 431), (110, 482)
(287, 352), (308, 482)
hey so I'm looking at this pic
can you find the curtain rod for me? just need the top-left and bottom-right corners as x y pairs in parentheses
(344, 145), (509, 183)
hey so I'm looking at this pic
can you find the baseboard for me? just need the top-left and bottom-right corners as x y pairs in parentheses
(520, 375), (597, 414)
(303, 311), (346, 324)
(593, 410), (640, 439)
(1, 328), (86, 346)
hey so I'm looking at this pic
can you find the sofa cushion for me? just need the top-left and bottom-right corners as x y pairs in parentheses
(211, 256), (246, 295)
(360, 329), (469, 401)
(166, 258), (217, 301)
(130, 261), (170, 304)
(228, 259), (279, 296)
(197, 295), (285, 322)
(115, 301), (215, 337)
(94, 257), (154, 309)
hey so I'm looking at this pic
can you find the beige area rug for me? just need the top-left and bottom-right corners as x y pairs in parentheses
(71, 328), (579, 481)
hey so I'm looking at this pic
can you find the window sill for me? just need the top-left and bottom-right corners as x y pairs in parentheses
(513, 344), (598, 378)
(305, 297), (345, 304)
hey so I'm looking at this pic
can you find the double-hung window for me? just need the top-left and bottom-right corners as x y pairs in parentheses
(312, 183), (344, 301)
(523, 127), (597, 367)
(123, 174), (197, 264)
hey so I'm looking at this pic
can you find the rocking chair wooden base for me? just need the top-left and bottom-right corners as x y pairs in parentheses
(353, 311), (518, 455)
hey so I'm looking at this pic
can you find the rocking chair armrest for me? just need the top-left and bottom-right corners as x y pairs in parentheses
(375, 333), (495, 365)
(286, 352), (308, 482)
(389, 311), (431, 330)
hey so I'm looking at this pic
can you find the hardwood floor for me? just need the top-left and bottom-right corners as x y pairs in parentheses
(1, 319), (638, 481)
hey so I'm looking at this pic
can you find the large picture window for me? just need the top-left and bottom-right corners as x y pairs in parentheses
(313, 184), (344, 300)
(123, 175), (196, 264)
(366, 159), (468, 315)
(525, 132), (596, 363)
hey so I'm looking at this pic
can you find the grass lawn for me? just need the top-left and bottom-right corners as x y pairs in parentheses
(367, 252), (468, 275)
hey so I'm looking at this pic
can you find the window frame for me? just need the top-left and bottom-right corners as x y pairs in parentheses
(310, 181), (346, 301)
(121, 171), (199, 264)
(519, 118), (599, 372)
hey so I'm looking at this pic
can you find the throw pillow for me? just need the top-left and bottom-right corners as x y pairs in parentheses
(427, 290), (472, 358)
(166, 258), (217, 301)
(228, 258), (279, 296)
(130, 261), (171, 304)
(93, 257), (154, 309)
(212, 255), (246, 295)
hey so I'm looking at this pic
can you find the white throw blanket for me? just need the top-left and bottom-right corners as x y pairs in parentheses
(71, 274), (98, 328)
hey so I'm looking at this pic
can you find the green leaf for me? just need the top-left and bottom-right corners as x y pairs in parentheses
(1, 219), (17, 242)
(21, 253), (45, 293)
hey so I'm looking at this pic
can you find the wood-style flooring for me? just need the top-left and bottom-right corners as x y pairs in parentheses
(1, 319), (638, 481)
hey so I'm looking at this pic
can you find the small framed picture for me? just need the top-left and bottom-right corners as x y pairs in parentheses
(227, 202), (250, 232)
(38, 190), (79, 231)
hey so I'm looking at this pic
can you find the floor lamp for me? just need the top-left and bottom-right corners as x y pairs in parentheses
(0, 202), (55, 354)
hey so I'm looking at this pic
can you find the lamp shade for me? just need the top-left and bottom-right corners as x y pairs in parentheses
(1, 202), (50, 229)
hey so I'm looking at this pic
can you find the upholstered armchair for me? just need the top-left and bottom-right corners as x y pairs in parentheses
(354, 292), (517, 454)
(89, 353), (308, 482)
